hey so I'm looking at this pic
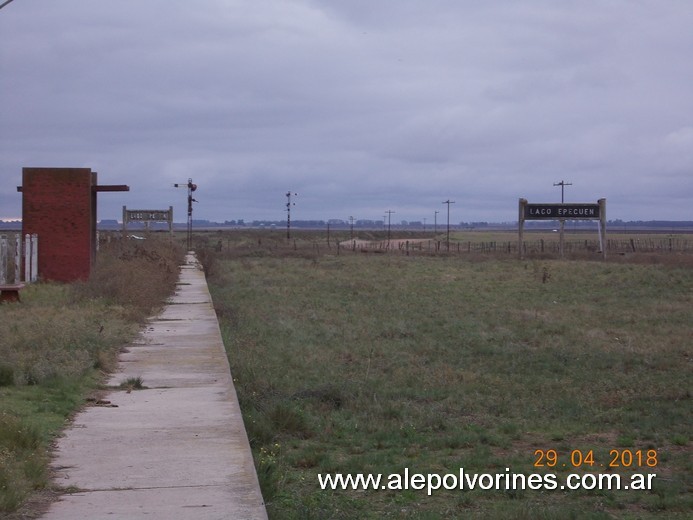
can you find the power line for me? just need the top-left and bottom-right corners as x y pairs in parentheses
(0, 0), (17, 11)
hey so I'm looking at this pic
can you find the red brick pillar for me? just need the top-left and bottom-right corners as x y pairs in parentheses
(21, 167), (96, 282)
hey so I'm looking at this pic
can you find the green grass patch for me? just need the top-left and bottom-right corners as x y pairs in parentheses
(0, 236), (184, 515)
(208, 237), (692, 519)
(0, 378), (92, 512)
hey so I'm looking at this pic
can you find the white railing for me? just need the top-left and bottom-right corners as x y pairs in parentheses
(0, 233), (38, 284)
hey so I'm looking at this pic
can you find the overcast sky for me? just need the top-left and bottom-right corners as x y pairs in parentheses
(2, 0), (692, 224)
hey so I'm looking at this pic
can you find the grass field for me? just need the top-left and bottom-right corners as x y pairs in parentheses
(206, 231), (692, 519)
(0, 237), (183, 516)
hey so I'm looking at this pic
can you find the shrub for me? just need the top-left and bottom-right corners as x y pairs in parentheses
(72, 237), (184, 319)
(0, 365), (13, 387)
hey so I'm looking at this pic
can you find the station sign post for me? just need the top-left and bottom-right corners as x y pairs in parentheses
(518, 199), (606, 260)
(122, 206), (174, 235)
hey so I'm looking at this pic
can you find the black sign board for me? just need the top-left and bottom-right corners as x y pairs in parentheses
(122, 206), (174, 234)
(125, 209), (171, 222)
(524, 203), (600, 220)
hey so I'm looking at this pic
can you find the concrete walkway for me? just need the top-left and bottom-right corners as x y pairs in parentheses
(41, 254), (267, 520)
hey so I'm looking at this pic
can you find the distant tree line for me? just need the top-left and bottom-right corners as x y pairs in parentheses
(1, 219), (692, 231)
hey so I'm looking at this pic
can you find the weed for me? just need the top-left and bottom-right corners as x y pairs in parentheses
(0, 412), (45, 512)
(119, 377), (146, 391)
(616, 434), (635, 447)
(256, 443), (282, 502)
(0, 413), (41, 451)
(0, 365), (13, 387)
(269, 402), (312, 438)
(670, 434), (688, 446)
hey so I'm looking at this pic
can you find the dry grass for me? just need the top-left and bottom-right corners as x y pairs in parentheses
(72, 238), (183, 318)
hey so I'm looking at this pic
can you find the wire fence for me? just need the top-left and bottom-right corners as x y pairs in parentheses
(333, 237), (693, 256)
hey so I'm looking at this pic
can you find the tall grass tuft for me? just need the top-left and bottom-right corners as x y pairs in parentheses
(0, 412), (44, 512)
(72, 238), (183, 318)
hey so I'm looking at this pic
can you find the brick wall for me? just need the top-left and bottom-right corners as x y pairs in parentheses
(21, 167), (96, 282)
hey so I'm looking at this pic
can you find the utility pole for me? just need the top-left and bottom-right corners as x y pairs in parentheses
(442, 200), (455, 251)
(286, 191), (297, 239)
(434, 210), (439, 234)
(553, 180), (572, 203)
(349, 215), (355, 239)
(174, 178), (197, 250)
(386, 210), (395, 240)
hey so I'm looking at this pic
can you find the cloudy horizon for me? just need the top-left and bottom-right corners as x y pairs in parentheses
(2, 1), (692, 224)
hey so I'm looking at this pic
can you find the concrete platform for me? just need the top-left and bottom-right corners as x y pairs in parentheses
(41, 254), (267, 520)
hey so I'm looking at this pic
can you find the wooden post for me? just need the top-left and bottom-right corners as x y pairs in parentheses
(122, 205), (128, 239)
(0, 235), (7, 285)
(518, 198), (526, 260)
(14, 235), (21, 283)
(559, 220), (565, 258)
(30, 234), (38, 282)
(599, 198), (607, 260)
(23, 234), (29, 282)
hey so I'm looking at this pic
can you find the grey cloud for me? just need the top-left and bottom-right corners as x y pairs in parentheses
(1, 0), (692, 223)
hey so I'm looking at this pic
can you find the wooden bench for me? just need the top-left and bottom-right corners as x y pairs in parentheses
(0, 283), (25, 303)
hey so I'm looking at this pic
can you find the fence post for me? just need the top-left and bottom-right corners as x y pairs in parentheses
(31, 234), (39, 282)
(0, 235), (7, 285)
(14, 235), (21, 283)
(24, 234), (31, 282)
